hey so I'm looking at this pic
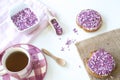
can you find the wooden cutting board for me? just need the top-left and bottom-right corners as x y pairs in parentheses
(76, 29), (120, 80)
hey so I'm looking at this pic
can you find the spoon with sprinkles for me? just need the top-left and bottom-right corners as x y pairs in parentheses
(45, 9), (63, 35)
(42, 49), (66, 67)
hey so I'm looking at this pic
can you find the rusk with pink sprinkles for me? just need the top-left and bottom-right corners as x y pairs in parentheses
(76, 9), (102, 32)
(87, 49), (115, 78)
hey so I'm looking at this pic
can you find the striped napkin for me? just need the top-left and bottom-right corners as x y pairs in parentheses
(0, 0), (55, 53)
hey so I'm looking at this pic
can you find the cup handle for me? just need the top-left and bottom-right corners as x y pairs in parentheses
(0, 65), (7, 75)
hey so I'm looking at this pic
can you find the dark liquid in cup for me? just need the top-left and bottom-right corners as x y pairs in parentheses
(6, 51), (28, 72)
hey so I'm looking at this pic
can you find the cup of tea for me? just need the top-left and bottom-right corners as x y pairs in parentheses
(0, 47), (33, 79)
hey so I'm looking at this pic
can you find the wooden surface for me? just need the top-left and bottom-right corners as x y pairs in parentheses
(76, 29), (120, 80)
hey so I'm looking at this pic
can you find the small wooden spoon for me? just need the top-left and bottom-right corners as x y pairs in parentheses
(42, 49), (66, 66)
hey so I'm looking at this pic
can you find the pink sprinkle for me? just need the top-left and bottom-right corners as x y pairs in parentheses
(73, 28), (79, 35)
(68, 48), (70, 51)
(58, 37), (61, 40)
(65, 39), (72, 46)
(61, 47), (64, 51)
(79, 65), (81, 68)
(60, 39), (77, 52)
(73, 28), (78, 33)
(72, 39), (76, 43)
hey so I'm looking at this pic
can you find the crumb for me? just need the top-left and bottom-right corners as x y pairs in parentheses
(59, 28), (79, 52)
(73, 28), (79, 35)
(58, 37), (61, 40)
(68, 48), (70, 51)
(61, 47), (64, 51)
(110, 76), (114, 79)
(72, 39), (76, 43)
(79, 65), (81, 68)
(66, 39), (72, 46)
(60, 39), (77, 52)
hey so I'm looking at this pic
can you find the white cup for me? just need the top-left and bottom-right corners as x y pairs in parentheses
(0, 47), (33, 79)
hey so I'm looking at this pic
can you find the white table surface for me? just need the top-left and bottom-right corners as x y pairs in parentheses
(31, 0), (120, 80)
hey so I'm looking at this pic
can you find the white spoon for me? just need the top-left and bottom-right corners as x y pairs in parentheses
(42, 49), (66, 66)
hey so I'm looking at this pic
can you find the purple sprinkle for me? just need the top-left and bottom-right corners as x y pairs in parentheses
(61, 47), (64, 51)
(79, 65), (81, 68)
(72, 39), (76, 43)
(68, 48), (70, 51)
(65, 39), (72, 46)
(60, 39), (77, 52)
(11, 8), (38, 31)
(58, 37), (61, 40)
(73, 28), (78, 33)
(73, 28), (79, 35)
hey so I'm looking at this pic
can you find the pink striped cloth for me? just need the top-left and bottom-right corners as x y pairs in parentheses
(0, 44), (47, 80)
(0, 0), (55, 53)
